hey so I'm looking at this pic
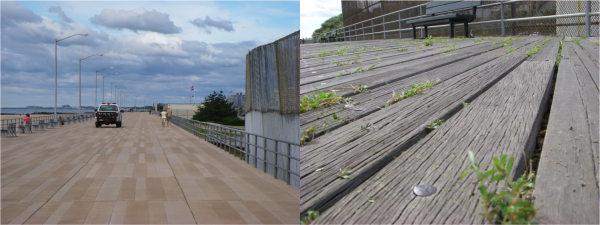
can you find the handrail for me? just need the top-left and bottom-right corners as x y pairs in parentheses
(1, 112), (95, 136)
(153, 110), (300, 187)
(308, 0), (597, 42)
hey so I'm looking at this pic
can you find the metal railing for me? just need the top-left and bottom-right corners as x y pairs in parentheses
(1, 113), (94, 137)
(153, 110), (300, 187)
(309, 0), (598, 42)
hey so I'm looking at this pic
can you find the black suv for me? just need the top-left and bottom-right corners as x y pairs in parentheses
(96, 103), (122, 128)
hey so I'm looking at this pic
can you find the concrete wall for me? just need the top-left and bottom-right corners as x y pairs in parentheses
(245, 31), (300, 187)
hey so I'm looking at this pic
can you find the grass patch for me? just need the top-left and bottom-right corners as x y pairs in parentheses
(416, 45), (424, 49)
(394, 79), (438, 101)
(474, 38), (482, 43)
(300, 87), (344, 113)
(595, 42), (599, 46)
(352, 84), (370, 93)
(581, 35), (589, 39)
(504, 47), (516, 55)
(459, 151), (538, 224)
(526, 45), (541, 56)
(423, 35), (434, 46)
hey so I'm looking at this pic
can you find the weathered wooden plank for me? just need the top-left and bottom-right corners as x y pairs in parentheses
(301, 39), (538, 134)
(300, 39), (550, 215)
(578, 38), (599, 64)
(534, 41), (599, 224)
(315, 60), (555, 224)
(300, 41), (505, 95)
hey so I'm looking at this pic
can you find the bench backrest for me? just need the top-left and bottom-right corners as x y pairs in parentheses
(426, 0), (481, 16)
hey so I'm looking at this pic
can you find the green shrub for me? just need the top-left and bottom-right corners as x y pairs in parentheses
(217, 117), (245, 126)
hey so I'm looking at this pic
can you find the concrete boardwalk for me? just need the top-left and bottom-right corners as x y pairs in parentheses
(1, 112), (298, 224)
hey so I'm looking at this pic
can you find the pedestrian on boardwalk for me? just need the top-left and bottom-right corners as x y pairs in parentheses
(167, 106), (172, 127)
(22, 114), (31, 133)
(161, 109), (167, 127)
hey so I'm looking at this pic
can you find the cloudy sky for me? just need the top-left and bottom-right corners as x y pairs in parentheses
(300, 0), (341, 39)
(1, 1), (299, 107)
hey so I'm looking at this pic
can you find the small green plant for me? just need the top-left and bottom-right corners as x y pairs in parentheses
(338, 168), (352, 179)
(323, 120), (330, 133)
(355, 53), (361, 59)
(423, 35), (434, 46)
(398, 48), (408, 52)
(526, 45), (541, 57)
(336, 73), (343, 78)
(426, 119), (444, 130)
(504, 47), (516, 55)
(360, 122), (371, 131)
(351, 66), (365, 74)
(368, 63), (379, 70)
(408, 40), (417, 44)
(392, 40), (402, 44)
(367, 195), (375, 203)
(395, 79), (439, 101)
(352, 84), (369, 93)
(318, 52), (327, 57)
(301, 210), (320, 224)
(474, 38), (482, 43)
(445, 43), (457, 53)
(300, 87), (344, 113)
(459, 151), (538, 224)
(462, 102), (471, 107)
(581, 35), (589, 39)
(573, 37), (582, 47)
(416, 45), (425, 49)
(300, 125), (317, 145)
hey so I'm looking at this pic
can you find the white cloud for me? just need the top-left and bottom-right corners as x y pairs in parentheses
(301, 0), (342, 39)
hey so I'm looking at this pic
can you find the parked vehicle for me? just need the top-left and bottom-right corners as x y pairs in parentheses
(95, 103), (122, 128)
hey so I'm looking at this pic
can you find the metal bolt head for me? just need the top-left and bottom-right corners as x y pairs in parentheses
(414, 183), (436, 197)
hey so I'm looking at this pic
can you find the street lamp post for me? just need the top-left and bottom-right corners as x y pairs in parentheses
(110, 80), (124, 102)
(79, 54), (104, 116)
(95, 67), (113, 107)
(102, 73), (118, 103)
(55, 33), (88, 122)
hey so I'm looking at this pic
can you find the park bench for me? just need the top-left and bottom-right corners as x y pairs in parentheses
(38, 120), (46, 131)
(66, 117), (71, 125)
(406, 0), (481, 39)
(43, 119), (51, 128)
(320, 32), (329, 43)
(3, 123), (17, 137)
(328, 30), (338, 42)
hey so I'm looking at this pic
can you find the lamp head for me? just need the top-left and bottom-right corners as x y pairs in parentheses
(98, 54), (103, 56)
(82, 34), (89, 37)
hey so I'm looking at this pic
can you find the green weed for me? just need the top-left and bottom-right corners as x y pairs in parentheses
(300, 125), (317, 145)
(426, 119), (444, 130)
(338, 168), (352, 179)
(355, 53), (361, 59)
(595, 42), (599, 46)
(459, 151), (538, 224)
(474, 38), (482, 43)
(504, 47), (516, 55)
(300, 87), (344, 113)
(300, 210), (320, 224)
(526, 45), (541, 56)
(423, 35), (434, 46)
(352, 84), (370, 93)
(394, 79), (439, 101)
(581, 35), (589, 39)
(416, 45), (425, 49)
(573, 38), (582, 47)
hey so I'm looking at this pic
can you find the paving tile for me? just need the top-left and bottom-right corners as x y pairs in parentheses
(1, 113), (299, 224)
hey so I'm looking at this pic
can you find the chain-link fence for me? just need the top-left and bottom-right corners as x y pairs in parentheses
(311, 0), (598, 42)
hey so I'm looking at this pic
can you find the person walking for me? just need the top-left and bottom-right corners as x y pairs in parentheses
(166, 106), (172, 127)
(161, 109), (167, 127)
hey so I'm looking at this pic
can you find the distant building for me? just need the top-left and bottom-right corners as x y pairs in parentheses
(226, 93), (245, 109)
(26, 105), (41, 108)
(61, 104), (71, 108)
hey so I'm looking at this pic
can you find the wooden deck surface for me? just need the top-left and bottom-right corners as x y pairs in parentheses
(1, 112), (298, 224)
(314, 53), (556, 224)
(299, 37), (554, 214)
(533, 39), (599, 224)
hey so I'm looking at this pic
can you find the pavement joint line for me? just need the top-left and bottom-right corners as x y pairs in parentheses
(16, 119), (123, 224)
(154, 115), (202, 224)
